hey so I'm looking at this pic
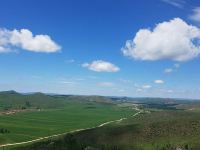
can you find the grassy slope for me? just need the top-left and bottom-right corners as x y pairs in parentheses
(0, 92), (135, 145)
(74, 110), (200, 150)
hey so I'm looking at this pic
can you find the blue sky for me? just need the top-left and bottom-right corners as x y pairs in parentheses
(0, 0), (200, 99)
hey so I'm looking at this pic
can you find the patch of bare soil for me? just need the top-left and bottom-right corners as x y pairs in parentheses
(0, 108), (41, 115)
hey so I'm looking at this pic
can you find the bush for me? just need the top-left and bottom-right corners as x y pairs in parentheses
(0, 128), (10, 134)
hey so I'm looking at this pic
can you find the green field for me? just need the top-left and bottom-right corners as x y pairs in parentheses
(0, 92), (135, 145)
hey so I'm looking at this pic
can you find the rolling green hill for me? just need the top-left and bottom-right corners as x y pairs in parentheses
(0, 91), (118, 111)
(0, 91), (67, 110)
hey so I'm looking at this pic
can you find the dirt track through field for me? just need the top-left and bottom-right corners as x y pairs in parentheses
(0, 110), (142, 148)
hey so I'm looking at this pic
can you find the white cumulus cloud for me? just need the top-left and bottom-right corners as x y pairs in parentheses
(122, 18), (200, 61)
(0, 28), (61, 53)
(82, 60), (120, 72)
(154, 80), (164, 84)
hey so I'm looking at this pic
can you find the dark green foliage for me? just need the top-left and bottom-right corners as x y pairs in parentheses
(0, 128), (10, 134)
(101, 145), (121, 150)
(13, 134), (124, 150)
(25, 101), (31, 107)
(141, 103), (178, 110)
(14, 134), (86, 150)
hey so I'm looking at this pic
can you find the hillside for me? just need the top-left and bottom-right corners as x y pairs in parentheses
(0, 91), (117, 111)
(0, 91), (66, 111)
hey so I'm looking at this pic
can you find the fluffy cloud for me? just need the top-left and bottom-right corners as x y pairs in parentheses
(142, 85), (152, 89)
(122, 18), (200, 61)
(0, 28), (61, 53)
(154, 80), (164, 84)
(189, 7), (200, 23)
(82, 60), (120, 72)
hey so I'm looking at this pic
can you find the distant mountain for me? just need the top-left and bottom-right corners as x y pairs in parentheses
(0, 90), (19, 95)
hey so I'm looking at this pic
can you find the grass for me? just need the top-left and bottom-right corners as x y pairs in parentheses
(0, 99), (135, 145)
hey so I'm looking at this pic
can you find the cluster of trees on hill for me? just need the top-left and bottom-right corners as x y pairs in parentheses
(15, 134), (122, 150)
(2, 101), (32, 111)
(13, 133), (193, 150)
(0, 128), (10, 134)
